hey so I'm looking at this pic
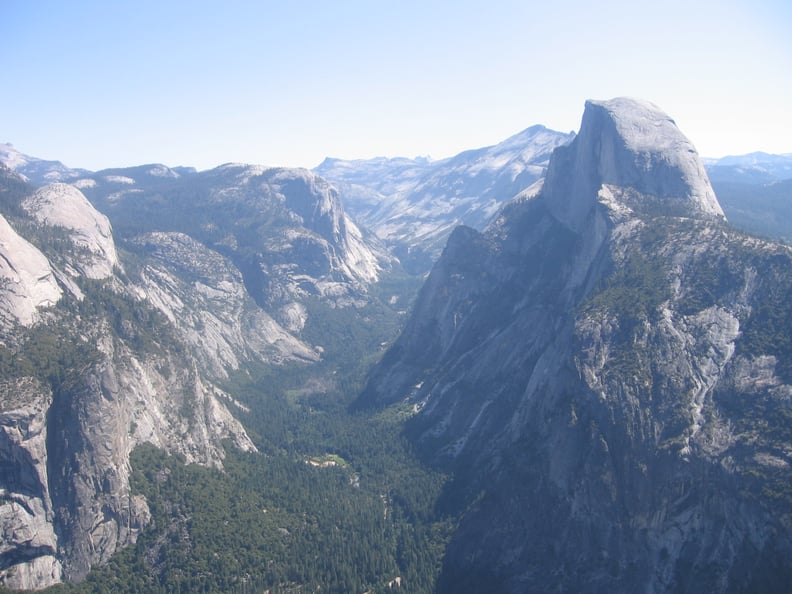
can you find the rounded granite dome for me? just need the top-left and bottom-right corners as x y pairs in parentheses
(543, 97), (724, 232)
(23, 182), (119, 279)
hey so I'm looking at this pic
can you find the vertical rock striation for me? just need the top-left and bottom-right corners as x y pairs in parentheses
(360, 97), (792, 593)
(0, 170), (256, 588)
(0, 379), (61, 590)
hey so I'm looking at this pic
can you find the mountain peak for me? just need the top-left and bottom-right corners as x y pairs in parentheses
(543, 97), (724, 232)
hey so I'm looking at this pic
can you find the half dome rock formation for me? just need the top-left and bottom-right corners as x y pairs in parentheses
(543, 97), (724, 232)
(360, 98), (792, 593)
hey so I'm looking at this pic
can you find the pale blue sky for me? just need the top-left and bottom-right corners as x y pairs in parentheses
(2, 0), (790, 171)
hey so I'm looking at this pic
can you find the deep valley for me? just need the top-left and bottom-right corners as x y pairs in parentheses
(1, 98), (792, 593)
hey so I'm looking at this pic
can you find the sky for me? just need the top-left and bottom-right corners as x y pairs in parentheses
(1, 0), (790, 172)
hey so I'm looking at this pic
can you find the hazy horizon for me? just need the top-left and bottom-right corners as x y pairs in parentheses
(2, 0), (790, 171)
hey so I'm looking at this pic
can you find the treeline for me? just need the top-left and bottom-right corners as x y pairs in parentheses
(45, 411), (451, 593)
(37, 276), (451, 593)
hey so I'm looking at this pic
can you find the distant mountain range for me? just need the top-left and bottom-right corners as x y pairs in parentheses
(704, 151), (792, 184)
(1, 108), (791, 592)
(0, 156), (397, 587)
(361, 98), (792, 593)
(701, 152), (792, 244)
(316, 139), (792, 273)
(315, 126), (575, 273)
(4, 135), (792, 272)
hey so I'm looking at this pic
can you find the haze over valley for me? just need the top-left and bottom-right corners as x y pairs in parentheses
(1, 95), (792, 592)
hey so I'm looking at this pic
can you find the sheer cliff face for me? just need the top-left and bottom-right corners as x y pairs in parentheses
(0, 379), (61, 590)
(543, 98), (723, 233)
(0, 159), (392, 589)
(0, 177), (256, 588)
(361, 98), (792, 593)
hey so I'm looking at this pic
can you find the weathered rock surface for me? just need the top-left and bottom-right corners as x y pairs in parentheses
(0, 170), (257, 588)
(543, 98), (724, 233)
(317, 125), (574, 273)
(79, 163), (393, 324)
(23, 183), (119, 279)
(0, 214), (62, 328)
(131, 231), (319, 377)
(1, 322), (257, 586)
(46, 328), (255, 581)
(361, 98), (792, 592)
(0, 378), (61, 590)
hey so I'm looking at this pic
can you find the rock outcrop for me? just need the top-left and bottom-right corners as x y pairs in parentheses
(78, 164), (393, 322)
(360, 98), (792, 592)
(0, 214), (62, 328)
(0, 378), (61, 590)
(23, 183), (119, 279)
(131, 231), (319, 377)
(0, 170), (256, 588)
(44, 328), (255, 581)
(543, 98), (723, 232)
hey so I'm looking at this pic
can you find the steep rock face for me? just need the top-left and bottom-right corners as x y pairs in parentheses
(361, 98), (792, 592)
(0, 378), (61, 590)
(262, 168), (383, 288)
(0, 172), (257, 588)
(23, 183), (119, 279)
(79, 164), (391, 323)
(317, 126), (573, 273)
(543, 98), (723, 232)
(0, 302), (256, 587)
(0, 214), (62, 328)
(46, 328), (255, 581)
(131, 231), (319, 377)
